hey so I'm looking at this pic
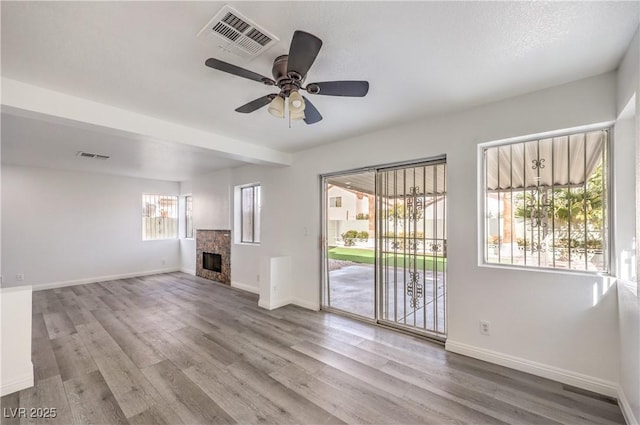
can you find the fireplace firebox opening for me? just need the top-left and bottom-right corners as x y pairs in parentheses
(203, 252), (222, 273)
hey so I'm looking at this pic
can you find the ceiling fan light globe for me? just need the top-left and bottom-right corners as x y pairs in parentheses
(267, 96), (285, 118)
(290, 110), (305, 121)
(288, 91), (305, 113)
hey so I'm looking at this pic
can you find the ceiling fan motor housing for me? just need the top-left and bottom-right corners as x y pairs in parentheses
(272, 55), (304, 96)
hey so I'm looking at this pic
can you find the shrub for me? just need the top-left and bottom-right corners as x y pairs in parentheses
(342, 230), (359, 239)
(341, 230), (359, 246)
(357, 231), (369, 241)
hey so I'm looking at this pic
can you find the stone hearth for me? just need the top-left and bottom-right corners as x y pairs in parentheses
(196, 229), (231, 285)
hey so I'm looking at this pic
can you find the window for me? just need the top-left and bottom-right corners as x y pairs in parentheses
(185, 195), (193, 238)
(330, 196), (342, 207)
(483, 128), (609, 273)
(142, 194), (178, 240)
(240, 184), (261, 243)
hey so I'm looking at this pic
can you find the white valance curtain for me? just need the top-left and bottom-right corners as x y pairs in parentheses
(485, 130), (606, 191)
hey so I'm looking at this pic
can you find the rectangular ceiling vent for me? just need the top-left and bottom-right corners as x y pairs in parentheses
(197, 5), (279, 59)
(77, 151), (110, 160)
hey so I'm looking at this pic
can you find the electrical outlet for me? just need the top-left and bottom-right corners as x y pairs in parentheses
(479, 320), (491, 336)
(256, 274), (260, 282)
(16, 273), (25, 282)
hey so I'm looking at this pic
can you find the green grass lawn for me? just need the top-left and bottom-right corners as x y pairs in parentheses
(328, 247), (446, 270)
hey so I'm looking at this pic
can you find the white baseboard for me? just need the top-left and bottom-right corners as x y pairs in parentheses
(257, 296), (319, 311)
(31, 268), (181, 291)
(1, 366), (33, 397)
(291, 297), (320, 311)
(231, 281), (259, 294)
(618, 385), (639, 425)
(258, 297), (291, 310)
(180, 267), (196, 276)
(445, 340), (618, 398)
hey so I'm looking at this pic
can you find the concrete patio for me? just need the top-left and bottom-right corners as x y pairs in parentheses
(327, 261), (446, 335)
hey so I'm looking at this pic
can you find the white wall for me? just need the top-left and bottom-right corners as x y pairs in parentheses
(180, 166), (273, 293)
(229, 71), (622, 394)
(1, 166), (180, 288)
(615, 26), (639, 425)
(229, 165), (273, 294)
(178, 168), (235, 279)
(192, 168), (231, 230)
(179, 180), (195, 275)
(0, 286), (33, 396)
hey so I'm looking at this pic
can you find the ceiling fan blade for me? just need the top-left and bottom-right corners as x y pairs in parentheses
(287, 31), (323, 78)
(306, 81), (369, 97)
(302, 96), (322, 124)
(205, 58), (275, 85)
(235, 95), (276, 113)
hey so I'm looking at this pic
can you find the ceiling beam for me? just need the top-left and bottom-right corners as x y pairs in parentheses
(1, 78), (292, 166)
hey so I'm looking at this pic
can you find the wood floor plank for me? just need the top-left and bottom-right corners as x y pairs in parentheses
(32, 292), (65, 315)
(92, 308), (165, 369)
(357, 338), (499, 395)
(42, 312), (76, 339)
(63, 306), (96, 327)
(98, 295), (130, 312)
(170, 326), (238, 366)
(76, 293), (112, 312)
(141, 360), (236, 425)
(76, 322), (181, 422)
(226, 360), (344, 425)
(9, 272), (624, 425)
(494, 386), (625, 425)
(31, 313), (48, 340)
(51, 333), (98, 382)
(271, 362), (412, 425)
(31, 375), (74, 425)
(138, 329), (212, 371)
(163, 308), (221, 335)
(292, 340), (507, 425)
(63, 370), (129, 425)
(1, 375), (73, 425)
(198, 326), (289, 374)
(31, 336), (60, 383)
(126, 406), (171, 425)
(184, 362), (288, 424)
(381, 359), (560, 425)
(0, 391), (21, 425)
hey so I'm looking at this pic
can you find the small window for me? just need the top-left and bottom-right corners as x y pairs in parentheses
(185, 195), (193, 239)
(142, 194), (178, 240)
(240, 184), (261, 244)
(483, 128), (609, 273)
(330, 196), (342, 207)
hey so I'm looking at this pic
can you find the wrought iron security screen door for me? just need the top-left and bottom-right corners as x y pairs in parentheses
(377, 161), (447, 339)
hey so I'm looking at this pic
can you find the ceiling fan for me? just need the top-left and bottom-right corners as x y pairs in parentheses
(205, 30), (369, 125)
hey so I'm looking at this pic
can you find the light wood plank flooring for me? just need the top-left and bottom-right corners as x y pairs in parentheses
(1, 272), (625, 425)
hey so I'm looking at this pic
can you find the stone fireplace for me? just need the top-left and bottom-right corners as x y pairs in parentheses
(196, 229), (231, 284)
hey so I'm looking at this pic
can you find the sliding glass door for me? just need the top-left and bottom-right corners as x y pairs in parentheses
(322, 171), (376, 319)
(322, 159), (447, 340)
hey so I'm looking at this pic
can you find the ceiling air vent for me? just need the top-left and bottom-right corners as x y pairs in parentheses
(197, 5), (279, 59)
(77, 151), (110, 160)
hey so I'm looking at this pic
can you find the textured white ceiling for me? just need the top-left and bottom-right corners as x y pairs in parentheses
(1, 112), (244, 182)
(1, 1), (638, 179)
